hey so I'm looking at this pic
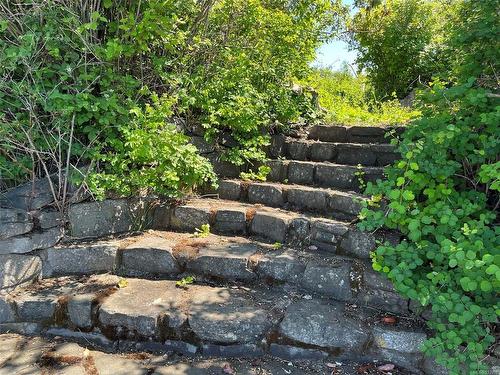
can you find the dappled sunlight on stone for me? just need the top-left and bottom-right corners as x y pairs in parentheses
(0, 254), (41, 293)
(189, 287), (271, 344)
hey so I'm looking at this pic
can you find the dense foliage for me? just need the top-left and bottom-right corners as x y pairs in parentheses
(359, 1), (500, 373)
(303, 66), (419, 125)
(348, 0), (454, 98)
(1, 1), (498, 372)
(0, 0), (343, 197)
(0, 1), (216, 197)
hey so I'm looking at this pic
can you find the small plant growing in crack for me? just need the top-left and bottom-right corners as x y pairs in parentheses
(176, 276), (195, 288)
(117, 278), (128, 288)
(368, 193), (382, 207)
(193, 223), (210, 238)
(240, 165), (271, 182)
(272, 241), (283, 250)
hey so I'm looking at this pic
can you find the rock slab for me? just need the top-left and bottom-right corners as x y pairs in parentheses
(0, 254), (42, 292)
(189, 287), (270, 344)
(0, 227), (62, 255)
(187, 243), (257, 281)
(69, 199), (139, 238)
(0, 208), (33, 240)
(280, 300), (369, 350)
(119, 236), (179, 276)
(98, 279), (187, 339)
(41, 242), (118, 276)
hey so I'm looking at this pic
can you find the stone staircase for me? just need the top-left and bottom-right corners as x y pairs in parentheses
(0, 125), (438, 374)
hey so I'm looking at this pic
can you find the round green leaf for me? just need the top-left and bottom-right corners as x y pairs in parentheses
(402, 190), (415, 201)
(480, 280), (492, 292)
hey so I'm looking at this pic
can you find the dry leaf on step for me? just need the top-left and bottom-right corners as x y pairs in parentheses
(381, 316), (397, 324)
(377, 363), (395, 371)
(222, 363), (235, 374)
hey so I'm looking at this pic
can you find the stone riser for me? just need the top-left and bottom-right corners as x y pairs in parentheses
(0, 275), (427, 373)
(28, 327), (428, 373)
(273, 138), (399, 166)
(216, 180), (366, 220)
(265, 160), (384, 192)
(307, 125), (405, 144)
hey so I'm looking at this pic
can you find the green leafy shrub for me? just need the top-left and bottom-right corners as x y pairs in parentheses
(359, 1), (499, 373)
(349, 0), (455, 98)
(0, 0), (344, 197)
(0, 1), (215, 197)
(0, 4), (133, 189)
(88, 95), (217, 199)
(100, 0), (344, 171)
(185, 0), (344, 166)
(303, 67), (419, 125)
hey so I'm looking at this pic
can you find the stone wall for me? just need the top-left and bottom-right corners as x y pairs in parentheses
(0, 179), (162, 293)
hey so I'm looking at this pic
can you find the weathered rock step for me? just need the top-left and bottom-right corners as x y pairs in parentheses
(168, 198), (398, 256)
(30, 231), (404, 312)
(265, 159), (385, 192)
(273, 137), (399, 166)
(0, 275), (427, 371)
(307, 125), (405, 144)
(2, 334), (425, 375)
(218, 179), (367, 220)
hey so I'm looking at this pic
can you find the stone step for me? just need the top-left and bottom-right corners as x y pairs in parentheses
(2, 333), (428, 375)
(0, 274), (427, 372)
(216, 179), (366, 221)
(270, 137), (399, 166)
(166, 198), (399, 254)
(265, 159), (385, 192)
(307, 125), (405, 144)
(29, 231), (406, 313)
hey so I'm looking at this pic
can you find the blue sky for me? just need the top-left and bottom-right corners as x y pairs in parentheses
(314, 0), (357, 70)
(314, 39), (357, 70)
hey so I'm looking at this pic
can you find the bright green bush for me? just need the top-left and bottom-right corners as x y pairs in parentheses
(359, 1), (499, 373)
(88, 95), (217, 199)
(185, 0), (344, 166)
(0, 1), (213, 197)
(349, 0), (454, 98)
(303, 67), (419, 125)
(0, 0), (344, 196)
